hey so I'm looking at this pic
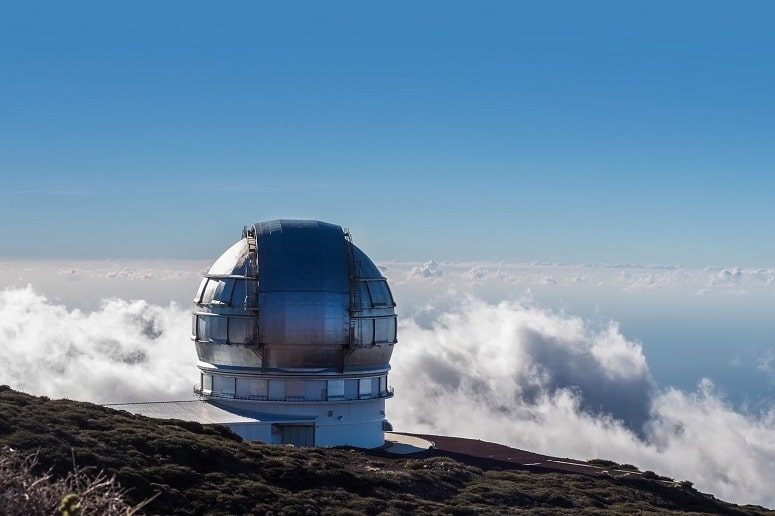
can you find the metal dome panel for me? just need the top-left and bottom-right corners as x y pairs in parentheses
(193, 219), (396, 373)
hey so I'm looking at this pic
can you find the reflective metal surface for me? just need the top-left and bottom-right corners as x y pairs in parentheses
(193, 219), (396, 373)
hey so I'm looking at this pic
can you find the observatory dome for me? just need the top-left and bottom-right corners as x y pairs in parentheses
(193, 220), (396, 371)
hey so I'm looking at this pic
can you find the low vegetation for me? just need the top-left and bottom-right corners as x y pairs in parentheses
(0, 386), (770, 515)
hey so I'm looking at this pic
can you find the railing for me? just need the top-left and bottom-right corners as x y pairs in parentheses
(194, 385), (394, 402)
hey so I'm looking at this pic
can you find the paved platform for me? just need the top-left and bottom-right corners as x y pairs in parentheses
(382, 432), (435, 455)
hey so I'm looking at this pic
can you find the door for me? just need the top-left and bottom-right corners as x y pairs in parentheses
(276, 424), (315, 447)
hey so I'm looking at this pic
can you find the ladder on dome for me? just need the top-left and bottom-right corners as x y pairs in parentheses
(343, 229), (362, 371)
(242, 226), (263, 367)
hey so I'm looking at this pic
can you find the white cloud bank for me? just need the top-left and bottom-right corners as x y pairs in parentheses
(0, 286), (773, 507)
(0, 286), (195, 403)
(389, 297), (775, 508)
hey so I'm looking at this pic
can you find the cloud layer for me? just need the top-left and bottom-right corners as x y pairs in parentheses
(389, 297), (775, 507)
(0, 285), (773, 507)
(0, 286), (195, 403)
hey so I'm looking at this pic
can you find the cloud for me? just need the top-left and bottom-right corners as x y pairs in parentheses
(1, 283), (774, 507)
(0, 286), (195, 403)
(389, 297), (775, 508)
(409, 260), (444, 279)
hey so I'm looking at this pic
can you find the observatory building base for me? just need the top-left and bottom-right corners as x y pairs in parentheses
(106, 398), (387, 449)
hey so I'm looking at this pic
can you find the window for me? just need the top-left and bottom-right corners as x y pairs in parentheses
(228, 317), (253, 344)
(201, 279), (219, 304)
(269, 380), (286, 399)
(374, 317), (397, 344)
(213, 375), (235, 395)
(191, 315), (197, 338)
(327, 379), (344, 400)
(344, 379), (358, 400)
(305, 380), (326, 401)
(230, 279), (246, 307)
(235, 377), (251, 397)
(367, 281), (392, 306)
(197, 317), (208, 341)
(197, 315), (227, 342)
(202, 374), (213, 391)
(359, 378), (372, 399)
(194, 278), (208, 303)
(358, 282), (372, 307)
(359, 318), (374, 346)
(209, 316), (227, 342)
(387, 317), (396, 343)
(374, 318), (390, 343)
(286, 380), (304, 400)
(213, 279), (235, 305)
(379, 375), (387, 395)
(250, 378), (268, 397)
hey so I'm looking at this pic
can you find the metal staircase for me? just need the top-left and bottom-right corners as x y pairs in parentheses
(344, 229), (362, 352)
(242, 226), (262, 365)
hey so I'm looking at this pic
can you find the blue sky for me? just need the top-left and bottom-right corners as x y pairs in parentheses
(2, 1), (774, 264)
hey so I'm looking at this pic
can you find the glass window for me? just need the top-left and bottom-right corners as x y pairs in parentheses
(213, 375), (235, 395)
(305, 380), (325, 401)
(201, 279), (219, 304)
(197, 316), (208, 341)
(191, 315), (197, 338)
(286, 380), (304, 399)
(359, 318), (374, 346)
(209, 316), (227, 342)
(269, 380), (286, 399)
(228, 317), (254, 344)
(214, 280), (235, 305)
(230, 279), (246, 307)
(358, 282), (372, 308)
(202, 374), (212, 391)
(379, 375), (387, 395)
(387, 317), (396, 343)
(327, 379), (344, 400)
(194, 278), (208, 303)
(374, 318), (391, 343)
(235, 377), (251, 397)
(359, 378), (372, 398)
(250, 378), (267, 397)
(344, 379), (358, 400)
(367, 281), (391, 306)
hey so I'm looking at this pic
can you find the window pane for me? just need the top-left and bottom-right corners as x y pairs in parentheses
(305, 380), (325, 401)
(387, 317), (396, 343)
(286, 380), (304, 399)
(236, 377), (251, 397)
(374, 318), (390, 343)
(359, 378), (372, 398)
(191, 315), (197, 338)
(359, 318), (374, 346)
(194, 278), (208, 303)
(269, 380), (286, 399)
(230, 279), (246, 307)
(358, 282), (372, 308)
(228, 317), (254, 344)
(202, 374), (212, 391)
(210, 316), (227, 341)
(327, 379), (344, 400)
(250, 378), (267, 396)
(214, 279), (235, 305)
(197, 316), (208, 341)
(344, 379), (358, 400)
(202, 279), (219, 304)
(367, 281), (391, 306)
(379, 375), (387, 395)
(213, 375), (235, 395)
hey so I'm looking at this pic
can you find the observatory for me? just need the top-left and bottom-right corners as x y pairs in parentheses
(112, 220), (396, 448)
